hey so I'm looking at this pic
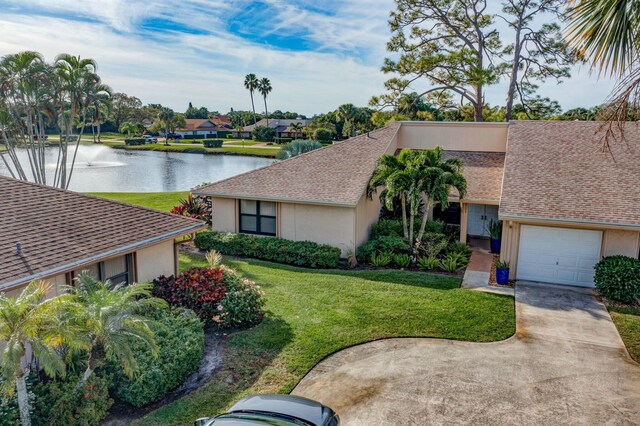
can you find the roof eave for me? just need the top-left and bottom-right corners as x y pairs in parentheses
(192, 191), (358, 207)
(498, 213), (640, 229)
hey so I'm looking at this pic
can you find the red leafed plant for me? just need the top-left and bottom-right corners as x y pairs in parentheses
(153, 265), (264, 327)
(170, 194), (211, 224)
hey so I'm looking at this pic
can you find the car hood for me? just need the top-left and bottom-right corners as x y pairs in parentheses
(229, 394), (335, 426)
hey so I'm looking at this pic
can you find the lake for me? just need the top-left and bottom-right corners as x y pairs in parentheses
(0, 145), (274, 192)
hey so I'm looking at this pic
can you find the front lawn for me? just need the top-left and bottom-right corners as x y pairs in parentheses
(136, 253), (515, 425)
(86, 191), (187, 212)
(609, 305), (640, 362)
(103, 142), (278, 157)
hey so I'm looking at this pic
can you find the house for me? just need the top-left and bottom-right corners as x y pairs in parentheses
(241, 119), (311, 139)
(195, 120), (640, 288)
(175, 118), (232, 138)
(0, 176), (207, 298)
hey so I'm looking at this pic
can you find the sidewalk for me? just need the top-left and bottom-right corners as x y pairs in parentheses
(462, 238), (513, 296)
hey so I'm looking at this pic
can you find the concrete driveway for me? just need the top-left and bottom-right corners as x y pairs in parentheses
(293, 282), (640, 425)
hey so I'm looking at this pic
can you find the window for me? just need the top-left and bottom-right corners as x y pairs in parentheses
(76, 254), (133, 286)
(239, 200), (276, 236)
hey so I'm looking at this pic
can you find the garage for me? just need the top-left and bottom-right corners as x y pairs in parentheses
(516, 225), (602, 287)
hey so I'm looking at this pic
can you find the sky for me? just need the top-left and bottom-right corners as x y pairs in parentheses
(0, 0), (618, 116)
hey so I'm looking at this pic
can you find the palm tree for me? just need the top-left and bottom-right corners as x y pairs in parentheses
(257, 78), (272, 126)
(289, 122), (303, 139)
(157, 107), (174, 145)
(244, 74), (259, 125)
(0, 281), (80, 426)
(566, 0), (640, 146)
(119, 121), (137, 139)
(413, 147), (467, 243)
(336, 104), (358, 138)
(68, 273), (166, 391)
(88, 83), (112, 143)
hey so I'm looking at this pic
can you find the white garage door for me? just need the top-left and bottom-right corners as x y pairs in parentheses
(517, 225), (602, 287)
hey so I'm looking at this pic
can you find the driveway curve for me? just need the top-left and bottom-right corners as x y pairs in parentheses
(293, 282), (640, 425)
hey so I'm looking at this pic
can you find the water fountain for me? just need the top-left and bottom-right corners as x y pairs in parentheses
(68, 145), (127, 168)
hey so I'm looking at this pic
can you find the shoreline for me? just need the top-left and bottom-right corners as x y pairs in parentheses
(104, 142), (278, 158)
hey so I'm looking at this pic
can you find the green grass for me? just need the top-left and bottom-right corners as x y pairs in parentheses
(609, 305), (640, 362)
(86, 191), (188, 212)
(136, 253), (515, 425)
(103, 142), (278, 158)
(222, 140), (262, 146)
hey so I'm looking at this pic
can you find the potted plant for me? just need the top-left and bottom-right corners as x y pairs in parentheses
(495, 260), (510, 285)
(486, 219), (502, 253)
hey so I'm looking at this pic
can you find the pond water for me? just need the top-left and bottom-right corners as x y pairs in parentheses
(0, 145), (274, 192)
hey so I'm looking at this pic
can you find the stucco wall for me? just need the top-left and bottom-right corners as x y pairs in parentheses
(136, 240), (176, 282)
(355, 193), (383, 249)
(211, 197), (237, 232)
(398, 122), (508, 152)
(280, 202), (356, 256)
(602, 229), (640, 258)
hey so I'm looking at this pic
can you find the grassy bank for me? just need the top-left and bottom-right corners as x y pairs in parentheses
(103, 142), (278, 158)
(136, 253), (515, 425)
(86, 191), (188, 212)
(609, 305), (640, 362)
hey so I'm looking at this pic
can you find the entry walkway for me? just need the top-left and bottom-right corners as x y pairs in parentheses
(293, 282), (640, 425)
(461, 237), (513, 296)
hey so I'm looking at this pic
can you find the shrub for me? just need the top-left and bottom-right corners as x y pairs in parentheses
(252, 126), (276, 142)
(276, 137), (292, 144)
(276, 140), (322, 160)
(153, 265), (264, 327)
(32, 372), (113, 426)
(357, 235), (410, 262)
(370, 219), (405, 239)
(124, 138), (145, 146)
(371, 252), (393, 267)
(418, 232), (450, 258)
(417, 256), (440, 271)
(203, 139), (223, 148)
(447, 242), (471, 257)
(182, 134), (200, 139)
(106, 307), (204, 407)
(393, 253), (411, 268)
(439, 253), (466, 272)
(313, 128), (332, 142)
(594, 256), (640, 303)
(170, 194), (211, 224)
(194, 231), (341, 268)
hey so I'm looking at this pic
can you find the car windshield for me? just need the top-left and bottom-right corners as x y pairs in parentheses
(216, 411), (314, 426)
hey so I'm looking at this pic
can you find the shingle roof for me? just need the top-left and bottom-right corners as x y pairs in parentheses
(243, 118), (311, 131)
(0, 177), (207, 289)
(500, 121), (640, 226)
(444, 151), (504, 202)
(196, 123), (401, 206)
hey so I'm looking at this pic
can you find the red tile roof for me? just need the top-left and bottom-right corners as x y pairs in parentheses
(0, 177), (207, 290)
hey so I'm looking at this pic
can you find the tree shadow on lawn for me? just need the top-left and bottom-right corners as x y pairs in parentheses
(136, 315), (294, 426)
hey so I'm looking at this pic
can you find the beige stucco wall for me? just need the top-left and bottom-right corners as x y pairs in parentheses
(211, 197), (237, 232)
(355, 193), (383, 250)
(398, 122), (508, 152)
(280, 202), (356, 256)
(136, 240), (177, 282)
(501, 221), (640, 279)
(602, 229), (640, 258)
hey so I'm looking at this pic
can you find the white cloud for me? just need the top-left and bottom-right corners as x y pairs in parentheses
(0, 0), (618, 115)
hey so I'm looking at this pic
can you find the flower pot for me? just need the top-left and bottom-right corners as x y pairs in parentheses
(496, 268), (510, 285)
(490, 238), (501, 253)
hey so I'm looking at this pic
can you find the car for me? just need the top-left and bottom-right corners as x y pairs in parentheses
(32, 134), (48, 141)
(143, 135), (158, 143)
(194, 394), (339, 426)
(166, 132), (183, 140)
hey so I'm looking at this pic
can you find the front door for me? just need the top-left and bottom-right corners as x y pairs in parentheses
(467, 204), (499, 237)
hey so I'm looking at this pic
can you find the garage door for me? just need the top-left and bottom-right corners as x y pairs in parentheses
(517, 225), (602, 287)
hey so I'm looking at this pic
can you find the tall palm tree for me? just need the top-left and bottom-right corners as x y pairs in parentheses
(566, 0), (640, 146)
(67, 273), (165, 391)
(336, 103), (358, 138)
(157, 107), (174, 146)
(88, 83), (112, 143)
(289, 122), (303, 139)
(244, 74), (259, 125)
(257, 77), (272, 126)
(0, 281), (81, 426)
(413, 147), (467, 243)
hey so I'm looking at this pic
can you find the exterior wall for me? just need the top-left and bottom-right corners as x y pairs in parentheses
(398, 122), (508, 152)
(211, 197), (238, 232)
(355, 193), (383, 250)
(136, 240), (177, 282)
(501, 220), (640, 279)
(2, 273), (67, 300)
(279, 202), (356, 256)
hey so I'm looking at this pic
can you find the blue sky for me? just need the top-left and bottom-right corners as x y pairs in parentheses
(0, 0), (617, 115)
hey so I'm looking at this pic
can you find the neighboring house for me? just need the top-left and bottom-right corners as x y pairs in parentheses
(240, 119), (311, 139)
(175, 118), (232, 138)
(195, 120), (640, 289)
(0, 176), (207, 298)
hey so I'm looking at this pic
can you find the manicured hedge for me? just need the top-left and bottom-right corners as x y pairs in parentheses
(276, 137), (292, 144)
(203, 139), (223, 148)
(594, 255), (640, 303)
(194, 231), (341, 268)
(124, 138), (146, 146)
